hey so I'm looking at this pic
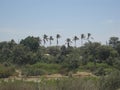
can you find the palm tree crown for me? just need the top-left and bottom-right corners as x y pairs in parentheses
(73, 36), (79, 47)
(66, 38), (72, 47)
(49, 36), (54, 46)
(43, 34), (48, 46)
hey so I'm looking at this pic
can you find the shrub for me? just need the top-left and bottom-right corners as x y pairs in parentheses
(22, 63), (61, 76)
(100, 71), (120, 90)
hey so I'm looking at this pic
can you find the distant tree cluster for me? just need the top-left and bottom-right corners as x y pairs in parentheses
(0, 34), (120, 77)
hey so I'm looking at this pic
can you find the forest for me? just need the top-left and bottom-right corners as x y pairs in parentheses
(0, 33), (120, 90)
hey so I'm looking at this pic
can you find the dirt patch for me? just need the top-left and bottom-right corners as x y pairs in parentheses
(1, 71), (96, 82)
(73, 71), (96, 77)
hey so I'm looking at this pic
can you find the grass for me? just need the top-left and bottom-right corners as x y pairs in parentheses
(0, 77), (99, 90)
(0, 71), (120, 90)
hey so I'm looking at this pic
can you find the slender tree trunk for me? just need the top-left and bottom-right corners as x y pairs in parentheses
(50, 40), (52, 46)
(75, 41), (76, 47)
(81, 39), (83, 46)
(67, 43), (70, 47)
(57, 39), (58, 46)
(43, 39), (46, 46)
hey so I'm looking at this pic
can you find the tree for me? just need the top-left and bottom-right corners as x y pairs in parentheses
(20, 36), (40, 52)
(12, 45), (29, 65)
(8, 39), (16, 49)
(56, 34), (61, 46)
(12, 45), (37, 65)
(97, 45), (118, 63)
(109, 37), (119, 48)
(87, 33), (94, 43)
(81, 42), (101, 64)
(87, 33), (91, 39)
(66, 38), (72, 47)
(116, 43), (120, 55)
(60, 45), (67, 55)
(73, 36), (79, 47)
(49, 36), (54, 46)
(43, 34), (48, 46)
(81, 34), (85, 46)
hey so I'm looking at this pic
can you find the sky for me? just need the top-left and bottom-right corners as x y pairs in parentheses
(0, 0), (120, 46)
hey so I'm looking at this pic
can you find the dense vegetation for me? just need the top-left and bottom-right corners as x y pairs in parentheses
(0, 33), (120, 90)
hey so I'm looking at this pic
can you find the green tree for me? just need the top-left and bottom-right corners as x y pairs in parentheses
(81, 34), (85, 46)
(12, 45), (37, 65)
(87, 33), (94, 43)
(66, 38), (72, 47)
(43, 34), (48, 46)
(20, 36), (40, 52)
(56, 34), (61, 46)
(87, 33), (91, 39)
(97, 45), (118, 62)
(116, 43), (120, 55)
(73, 36), (79, 47)
(49, 36), (54, 46)
(109, 37), (119, 48)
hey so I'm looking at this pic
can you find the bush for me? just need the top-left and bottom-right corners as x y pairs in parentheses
(94, 67), (105, 76)
(22, 68), (47, 76)
(100, 71), (120, 90)
(22, 63), (61, 76)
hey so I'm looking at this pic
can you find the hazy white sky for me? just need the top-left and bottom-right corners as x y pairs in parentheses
(0, 0), (120, 45)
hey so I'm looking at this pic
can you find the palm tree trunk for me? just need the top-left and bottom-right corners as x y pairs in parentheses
(81, 39), (83, 46)
(50, 40), (52, 46)
(57, 39), (58, 46)
(75, 41), (76, 47)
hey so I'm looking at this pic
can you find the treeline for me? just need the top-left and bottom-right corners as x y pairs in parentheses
(0, 34), (120, 77)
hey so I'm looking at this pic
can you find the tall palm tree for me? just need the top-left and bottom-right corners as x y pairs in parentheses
(49, 36), (54, 46)
(73, 36), (79, 47)
(87, 33), (91, 39)
(43, 34), (48, 46)
(87, 33), (94, 43)
(56, 34), (61, 46)
(66, 38), (72, 47)
(81, 34), (85, 46)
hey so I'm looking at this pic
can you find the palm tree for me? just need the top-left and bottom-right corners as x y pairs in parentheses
(87, 33), (94, 43)
(49, 36), (54, 46)
(73, 36), (79, 47)
(43, 34), (48, 46)
(81, 34), (85, 46)
(87, 33), (91, 39)
(56, 34), (61, 46)
(66, 38), (72, 47)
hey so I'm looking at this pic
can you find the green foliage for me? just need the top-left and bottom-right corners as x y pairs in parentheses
(100, 71), (120, 90)
(0, 81), (38, 90)
(22, 63), (61, 76)
(47, 46), (60, 56)
(20, 36), (40, 51)
(0, 36), (120, 78)
(79, 62), (115, 76)
(109, 37), (119, 48)
(113, 58), (120, 70)
(0, 72), (120, 90)
(12, 45), (37, 65)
